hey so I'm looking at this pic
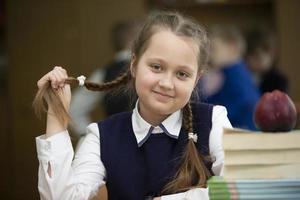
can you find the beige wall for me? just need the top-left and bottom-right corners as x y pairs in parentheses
(3, 0), (300, 199)
(275, 0), (300, 101)
(5, 1), (145, 199)
(187, 2), (274, 31)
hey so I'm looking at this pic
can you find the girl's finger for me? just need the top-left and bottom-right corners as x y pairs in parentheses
(37, 73), (49, 89)
(54, 66), (68, 87)
(53, 66), (68, 77)
(37, 66), (68, 89)
(53, 66), (63, 71)
(54, 68), (66, 88)
(37, 71), (55, 89)
(49, 72), (59, 89)
(59, 67), (68, 77)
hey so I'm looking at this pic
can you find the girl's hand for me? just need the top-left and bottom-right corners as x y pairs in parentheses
(37, 66), (71, 112)
(153, 197), (161, 200)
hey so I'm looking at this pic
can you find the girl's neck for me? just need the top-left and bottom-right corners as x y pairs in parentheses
(138, 103), (169, 127)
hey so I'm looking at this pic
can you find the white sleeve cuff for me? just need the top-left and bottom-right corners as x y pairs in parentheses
(161, 192), (185, 200)
(35, 131), (73, 162)
(161, 188), (209, 200)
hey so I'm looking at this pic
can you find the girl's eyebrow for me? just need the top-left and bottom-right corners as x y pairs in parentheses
(177, 65), (195, 74)
(147, 57), (195, 73)
(147, 57), (167, 64)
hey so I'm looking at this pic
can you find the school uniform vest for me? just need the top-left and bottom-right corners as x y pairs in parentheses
(98, 103), (213, 200)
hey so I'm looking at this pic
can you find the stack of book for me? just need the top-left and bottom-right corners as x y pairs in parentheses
(208, 176), (300, 200)
(208, 128), (300, 200)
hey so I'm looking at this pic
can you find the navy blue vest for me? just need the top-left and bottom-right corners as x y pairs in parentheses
(98, 103), (213, 200)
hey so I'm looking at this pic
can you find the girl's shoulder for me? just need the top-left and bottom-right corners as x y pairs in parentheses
(192, 102), (227, 117)
(191, 102), (214, 117)
(192, 102), (214, 109)
(192, 103), (228, 127)
(96, 111), (133, 133)
(98, 111), (132, 124)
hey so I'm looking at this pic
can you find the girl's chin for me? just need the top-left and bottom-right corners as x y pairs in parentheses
(147, 102), (178, 115)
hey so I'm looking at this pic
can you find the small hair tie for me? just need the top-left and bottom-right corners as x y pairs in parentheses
(77, 75), (86, 86)
(188, 132), (198, 143)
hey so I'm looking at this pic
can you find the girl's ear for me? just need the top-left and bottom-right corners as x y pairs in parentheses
(130, 54), (137, 78)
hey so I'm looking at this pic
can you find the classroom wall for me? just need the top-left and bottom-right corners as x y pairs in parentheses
(4, 1), (145, 199)
(275, 0), (300, 101)
(2, 0), (299, 199)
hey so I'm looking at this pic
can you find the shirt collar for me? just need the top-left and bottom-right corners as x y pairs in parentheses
(132, 100), (182, 147)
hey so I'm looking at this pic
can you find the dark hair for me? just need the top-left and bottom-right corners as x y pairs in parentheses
(111, 20), (139, 52)
(210, 25), (246, 55)
(245, 28), (276, 55)
(132, 11), (210, 71)
(33, 11), (212, 194)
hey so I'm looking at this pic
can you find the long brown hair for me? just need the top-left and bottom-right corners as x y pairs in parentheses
(33, 11), (212, 194)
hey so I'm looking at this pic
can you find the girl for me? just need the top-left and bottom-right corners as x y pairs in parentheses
(34, 11), (232, 200)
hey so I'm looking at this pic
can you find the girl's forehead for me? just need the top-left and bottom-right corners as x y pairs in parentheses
(142, 30), (199, 69)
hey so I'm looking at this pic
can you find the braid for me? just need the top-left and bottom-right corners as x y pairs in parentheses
(162, 101), (212, 194)
(65, 68), (132, 91)
(33, 68), (132, 127)
(182, 102), (193, 133)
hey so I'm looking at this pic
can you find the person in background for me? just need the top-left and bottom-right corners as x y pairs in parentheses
(200, 25), (260, 130)
(245, 28), (289, 94)
(70, 20), (139, 135)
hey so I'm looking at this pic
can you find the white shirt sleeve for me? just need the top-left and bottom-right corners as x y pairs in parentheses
(210, 105), (232, 176)
(161, 188), (209, 200)
(36, 123), (105, 200)
(161, 105), (232, 200)
(69, 68), (105, 136)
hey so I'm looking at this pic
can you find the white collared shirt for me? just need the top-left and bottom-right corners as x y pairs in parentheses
(36, 104), (232, 200)
(132, 101), (183, 147)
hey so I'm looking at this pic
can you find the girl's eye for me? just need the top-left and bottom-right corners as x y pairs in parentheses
(150, 63), (162, 71)
(177, 71), (190, 79)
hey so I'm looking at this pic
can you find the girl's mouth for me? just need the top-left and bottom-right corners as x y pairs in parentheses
(152, 90), (175, 98)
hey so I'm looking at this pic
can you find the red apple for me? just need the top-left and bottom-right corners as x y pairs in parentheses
(254, 90), (297, 132)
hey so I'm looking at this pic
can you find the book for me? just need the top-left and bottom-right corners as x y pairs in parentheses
(223, 163), (300, 179)
(209, 177), (300, 188)
(222, 128), (300, 180)
(224, 149), (300, 165)
(209, 129), (300, 199)
(208, 177), (300, 200)
(223, 128), (300, 150)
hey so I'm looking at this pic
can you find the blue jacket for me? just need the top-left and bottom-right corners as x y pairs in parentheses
(202, 60), (260, 130)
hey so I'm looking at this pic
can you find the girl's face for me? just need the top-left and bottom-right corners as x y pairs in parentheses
(131, 30), (200, 124)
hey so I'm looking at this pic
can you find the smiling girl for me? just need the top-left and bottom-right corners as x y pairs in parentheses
(34, 11), (232, 200)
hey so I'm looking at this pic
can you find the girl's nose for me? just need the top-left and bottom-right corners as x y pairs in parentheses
(158, 75), (174, 90)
